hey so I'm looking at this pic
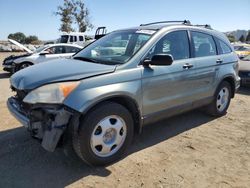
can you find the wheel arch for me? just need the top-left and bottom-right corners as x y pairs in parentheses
(81, 95), (142, 134)
(221, 76), (236, 98)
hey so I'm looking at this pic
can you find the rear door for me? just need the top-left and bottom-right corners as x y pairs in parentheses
(190, 31), (219, 100)
(141, 30), (198, 118)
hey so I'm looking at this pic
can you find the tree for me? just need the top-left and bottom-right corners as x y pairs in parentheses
(246, 31), (250, 42)
(55, 0), (75, 32)
(55, 0), (93, 33)
(227, 35), (236, 43)
(25, 35), (39, 44)
(239, 35), (245, 43)
(8, 32), (26, 43)
(72, 0), (93, 32)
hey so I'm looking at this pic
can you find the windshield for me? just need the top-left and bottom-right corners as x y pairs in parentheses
(73, 29), (155, 65)
(34, 45), (49, 53)
(60, 35), (69, 43)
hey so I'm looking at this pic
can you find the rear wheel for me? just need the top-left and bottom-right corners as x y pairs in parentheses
(205, 81), (232, 117)
(73, 102), (134, 166)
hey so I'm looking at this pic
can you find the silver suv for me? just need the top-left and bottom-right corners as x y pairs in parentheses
(7, 20), (240, 166)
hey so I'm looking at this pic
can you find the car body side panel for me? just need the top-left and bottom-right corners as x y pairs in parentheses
(63, 68), (143, 114)
(141, 58), (198, 116)
(192, 55), (219, 99)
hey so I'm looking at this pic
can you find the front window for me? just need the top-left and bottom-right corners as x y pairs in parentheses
(73, 30), (155, 65)
(145, 30), (190, 61)
(44, 46), (65, 54)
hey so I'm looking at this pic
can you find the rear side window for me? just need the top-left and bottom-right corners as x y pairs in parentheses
(70, 36), (74, 42)
(191, 31), (216, 57)
(65, 46), (81, 53)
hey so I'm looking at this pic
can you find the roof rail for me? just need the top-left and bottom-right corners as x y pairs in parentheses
(140, 20), (191, 26)
(194, 24), (212, 29)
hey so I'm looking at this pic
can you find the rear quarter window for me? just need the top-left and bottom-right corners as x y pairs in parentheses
(216, 38), (232, 54)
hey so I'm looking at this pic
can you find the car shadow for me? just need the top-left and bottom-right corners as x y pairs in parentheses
(0, 72), (11, 79)
(129, 110), (214, 154)
(237, 86), (250, 96)
(0, 110), (215, 188)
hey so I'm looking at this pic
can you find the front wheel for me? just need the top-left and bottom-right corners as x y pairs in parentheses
(205, 81), (232, 117)
(73, 102), (134, 166)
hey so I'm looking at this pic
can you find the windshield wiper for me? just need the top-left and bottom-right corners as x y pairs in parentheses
(73, 56), (99, 63)
(73, 56), (123, 65)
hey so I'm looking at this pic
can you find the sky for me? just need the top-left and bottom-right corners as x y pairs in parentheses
(0, 0), (250, 40)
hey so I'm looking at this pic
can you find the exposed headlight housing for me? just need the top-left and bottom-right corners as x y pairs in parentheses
(23, 81), (80, 104)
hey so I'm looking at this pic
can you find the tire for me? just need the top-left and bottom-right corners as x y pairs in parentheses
(205, 81), (232, 117)
(73, 102), (134, 166)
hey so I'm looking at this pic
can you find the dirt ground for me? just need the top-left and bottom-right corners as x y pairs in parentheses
(0, 52), (249, 188)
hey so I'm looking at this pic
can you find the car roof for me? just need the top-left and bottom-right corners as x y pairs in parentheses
(45, 43), (83, 48)
(116, 23), (229, 44)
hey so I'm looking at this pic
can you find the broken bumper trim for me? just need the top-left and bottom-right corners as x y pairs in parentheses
(7, 97), (30, 128)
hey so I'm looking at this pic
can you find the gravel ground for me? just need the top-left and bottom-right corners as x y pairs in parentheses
(0, 52), (249, 188)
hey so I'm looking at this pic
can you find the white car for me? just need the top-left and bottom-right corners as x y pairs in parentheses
(2, 39), (83, 73)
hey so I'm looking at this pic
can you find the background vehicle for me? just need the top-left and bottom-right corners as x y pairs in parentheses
(7, 20), (240, 166)
(59, 32), (86, 46)
(239, 55), (250, 86)
(234, 44), (250, 59)
(2, 41), (82, 73)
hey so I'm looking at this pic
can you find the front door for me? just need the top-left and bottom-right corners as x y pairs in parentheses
(141, 30), (198, 120)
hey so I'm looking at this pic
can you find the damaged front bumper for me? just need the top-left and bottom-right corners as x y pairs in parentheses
(3, 64), (14, 73)
(7, 97), (72, 152)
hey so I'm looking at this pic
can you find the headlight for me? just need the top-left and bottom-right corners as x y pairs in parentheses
(23, 81), (80, 104)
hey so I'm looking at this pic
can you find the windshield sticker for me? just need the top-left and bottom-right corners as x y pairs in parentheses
(136, 30), (156, 35)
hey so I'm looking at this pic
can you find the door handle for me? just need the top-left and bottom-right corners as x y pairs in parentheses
(183, 63), (193, 69)
(216, 59), (223, 64)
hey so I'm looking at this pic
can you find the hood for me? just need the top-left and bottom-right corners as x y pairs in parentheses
(10, 59), (116, 90)
(239, 60), (250, 72)
(3, 53), (32, 64)
(8, 39), (33, 53)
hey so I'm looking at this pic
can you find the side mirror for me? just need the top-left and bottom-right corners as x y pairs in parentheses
(143, 54), (173, 66)
(39, 51), (50, 56)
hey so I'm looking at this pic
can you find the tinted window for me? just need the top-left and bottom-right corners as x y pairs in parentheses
(60, 35), (69, 43)
(70, 36), (74, 42)
(79, 36), (84, 41)
(65, 46), (81, 53)
(74, 36), (77, 42)
(218, 40), (232, 54)
(147, 30), (190, 60)
(191, 32), (216, 57)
